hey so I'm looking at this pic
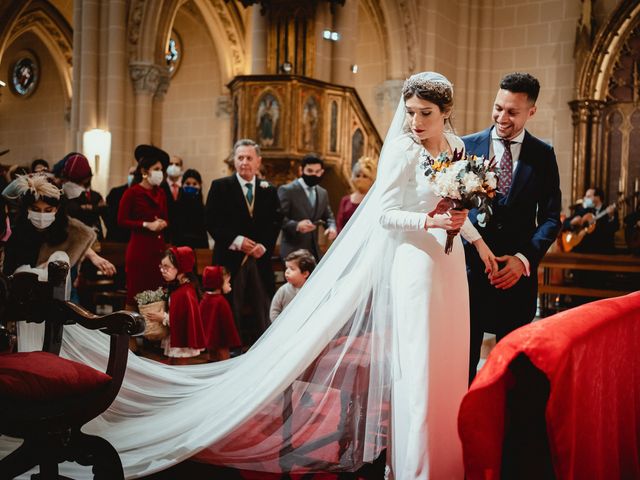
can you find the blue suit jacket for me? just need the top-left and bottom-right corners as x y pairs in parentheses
(463, 127), (562, 277)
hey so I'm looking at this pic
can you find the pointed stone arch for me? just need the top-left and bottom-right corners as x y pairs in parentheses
(570, 0), (640, 203)
(577, 0), (640, 101)
(1, 1), (73, 103)
(128, 0), (247, 90)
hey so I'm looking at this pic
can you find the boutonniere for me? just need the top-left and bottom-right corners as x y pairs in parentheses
(259, 180), (270, 189)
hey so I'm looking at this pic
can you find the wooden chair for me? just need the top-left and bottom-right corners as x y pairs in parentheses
(0, 260), (145, 479)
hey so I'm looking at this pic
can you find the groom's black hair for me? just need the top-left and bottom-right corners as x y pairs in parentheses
(500, 73), (540, 104)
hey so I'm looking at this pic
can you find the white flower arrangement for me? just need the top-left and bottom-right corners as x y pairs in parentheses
(423, 149), (498, 253)
(259, 180), (270, 189)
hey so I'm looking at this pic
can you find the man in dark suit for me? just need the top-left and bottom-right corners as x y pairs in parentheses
(205, 139), (282, 346)
(563, 187), (618, 254)
(463, 72), (562, 383)
(105, 166), (136, 242)
(161, 155), (184, 244)
(278, 154), (337, 260)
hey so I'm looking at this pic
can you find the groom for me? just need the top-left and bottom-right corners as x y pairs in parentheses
(463, 72), (562, 382)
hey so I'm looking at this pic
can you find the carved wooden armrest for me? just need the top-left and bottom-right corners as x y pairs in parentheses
(60, 302), (145, 337)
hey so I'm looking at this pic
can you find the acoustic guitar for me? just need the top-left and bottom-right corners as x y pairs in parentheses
(560, 193), (638, 253)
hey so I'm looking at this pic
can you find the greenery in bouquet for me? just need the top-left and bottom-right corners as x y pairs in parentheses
(422, 149), (498, 227)
(134, 287), (167, 307)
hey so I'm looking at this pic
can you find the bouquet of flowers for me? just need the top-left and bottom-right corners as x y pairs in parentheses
(135, 287), (169, 340)
(422, 149), (498, 254)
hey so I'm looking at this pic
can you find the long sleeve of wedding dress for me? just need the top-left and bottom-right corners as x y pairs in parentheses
(378, 139), (427, 231)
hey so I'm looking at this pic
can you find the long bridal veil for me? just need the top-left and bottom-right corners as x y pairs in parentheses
(2, 97), (419, 479)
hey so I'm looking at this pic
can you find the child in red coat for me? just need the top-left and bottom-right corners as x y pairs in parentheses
(200, 266), (241, 360)
(147, 246), (206, 362)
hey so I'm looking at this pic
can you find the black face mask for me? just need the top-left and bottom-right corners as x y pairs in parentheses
(302, 174), (322, 187)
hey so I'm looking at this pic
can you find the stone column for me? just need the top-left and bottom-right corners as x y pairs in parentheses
(250, 6), (268, 74)
(589, 101), (605, 188)
(569, 100), (591, 203)
(129, 63), (169, 146)
(152, 74), (171, 147)
(106, 0), (128, 186)
(331, 1), (357, 86)
(70, 0), (83, 150)
(77, 0), (99, 147)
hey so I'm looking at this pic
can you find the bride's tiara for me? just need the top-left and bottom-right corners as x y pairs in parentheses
(403, 72), (453, 94)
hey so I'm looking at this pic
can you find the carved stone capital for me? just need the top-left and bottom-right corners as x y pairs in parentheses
(569, 99), (606, 125)
(129, 63), (170, 97)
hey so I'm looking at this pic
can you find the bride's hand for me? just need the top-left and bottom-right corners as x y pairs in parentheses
(473, 238), (498, 276)
(426, 209), (468, 231)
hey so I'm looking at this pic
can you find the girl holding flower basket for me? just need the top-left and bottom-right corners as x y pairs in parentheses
(143, 246), (206, 361)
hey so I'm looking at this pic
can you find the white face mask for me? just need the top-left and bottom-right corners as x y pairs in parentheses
(127, 174), (134, 186)
(28, 210), (57, 230)
(148, 170), (164, 186)
(166, 165), (182, 178)
(62, 181), (85, 200)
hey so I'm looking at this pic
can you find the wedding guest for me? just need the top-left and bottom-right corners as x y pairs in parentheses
(118, 145), (169, 309)
(463, 72), (562, 383)
(172, 168), (208, 248)
(278, 154), (337, 260)
(105, 166), (136, 242)
(200, 266), (241, 360)
(30, 159), (50, 174)
(269, 249), (316, 322)
(162, 155), (184, 244)
(563, 187), (618, 254)
(336, 157), (377, 233)
(205, 139), (282, 346)
(2, 174), (114, 278)
(61, 153), (107, 240)
(144, 246), (206, 362)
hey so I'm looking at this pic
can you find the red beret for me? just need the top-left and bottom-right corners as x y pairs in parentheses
(170, 246), (195, 274)
(62, 153), (92, 182)
(202, 266), (224, 290)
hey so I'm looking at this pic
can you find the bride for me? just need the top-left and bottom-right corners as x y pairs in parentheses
(3, 72), (496, 479)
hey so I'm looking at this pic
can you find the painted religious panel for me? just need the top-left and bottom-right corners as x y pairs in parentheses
(256, 92), (280, 148)
(351, 128), (364, 168)
(302, 95), (320, 151)
(329, 100), (338, 152)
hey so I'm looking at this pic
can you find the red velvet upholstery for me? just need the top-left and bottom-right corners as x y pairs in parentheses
(0, 351), (112, 402)
(458, 292), (640, 480)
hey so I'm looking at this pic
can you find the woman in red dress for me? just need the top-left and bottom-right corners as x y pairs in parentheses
(336, 156), (377, 233)
(118, 145), (169, 307)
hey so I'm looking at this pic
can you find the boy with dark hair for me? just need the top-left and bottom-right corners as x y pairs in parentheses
(269, 249), (316, 321)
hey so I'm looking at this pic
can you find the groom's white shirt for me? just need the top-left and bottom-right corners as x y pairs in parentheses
(489, 126), (530, 276)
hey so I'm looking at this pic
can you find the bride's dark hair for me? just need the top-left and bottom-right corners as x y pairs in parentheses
(402, 74), (454, 132)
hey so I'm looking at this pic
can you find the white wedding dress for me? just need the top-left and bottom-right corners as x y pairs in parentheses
(2, 98), (479, 480)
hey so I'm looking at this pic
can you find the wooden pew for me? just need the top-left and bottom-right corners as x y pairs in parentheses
(538, 251), (640, 315)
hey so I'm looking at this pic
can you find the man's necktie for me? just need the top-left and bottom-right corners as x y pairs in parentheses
(498, 139), (513, 194)
(307, 186), (316, 207)
(171, 183), (179, 201)
(245, 183), (253, 204)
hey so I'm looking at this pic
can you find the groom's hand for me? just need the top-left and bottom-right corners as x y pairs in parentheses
(490, 255), (525, 289)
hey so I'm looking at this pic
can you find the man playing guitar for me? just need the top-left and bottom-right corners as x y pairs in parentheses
(562, 187), (619, 254)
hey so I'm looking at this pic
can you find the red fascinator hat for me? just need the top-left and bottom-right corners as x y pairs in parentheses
(202, 266), (224, 290)
(170, 246), (195, 274)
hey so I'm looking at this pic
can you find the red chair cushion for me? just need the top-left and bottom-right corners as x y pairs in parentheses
(0, 351), (112, 402)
